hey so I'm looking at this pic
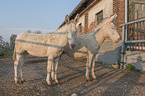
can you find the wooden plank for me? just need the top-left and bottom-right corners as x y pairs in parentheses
(139, 22), (141, 50)
(144, 21), (145, 37)
(131, 24), (134, 51)
(144, 21), (145, 50)
(127, 25), (131, 50)
(135, 23), (137, 50)
(140, 22), (143, 50)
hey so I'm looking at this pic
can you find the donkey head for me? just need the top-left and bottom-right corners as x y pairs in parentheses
(103, 14), (120, 43)
(65, 14), (79, 49)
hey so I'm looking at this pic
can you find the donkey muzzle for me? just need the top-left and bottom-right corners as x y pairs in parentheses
(114, 38), (120, 43)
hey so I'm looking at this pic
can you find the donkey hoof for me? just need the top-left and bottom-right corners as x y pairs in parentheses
(15, 81), (18, 84)
(55, 80), (59, 85)
(53, 81), (59, 85)
(15, 81), (20, 85)
(55, 81), (59, 85)
(21, 79), (25, 83)
(15, 79), (19, 84)
(93, 76), (97, 80)
(46, 80), (51, 86)
(47, 83), (51, 86)
(87, 78), (92, 82)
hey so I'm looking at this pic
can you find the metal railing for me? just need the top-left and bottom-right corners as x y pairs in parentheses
(120, 18), (145, 68)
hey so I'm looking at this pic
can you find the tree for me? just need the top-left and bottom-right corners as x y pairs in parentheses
(0, 36), (4, 55)
(27, 30), (41, 34)
(0, 36), (3, 40)
(27, 30), (32, 33)
(34, 30), (41, 34)
(0, 36), (3, 49)
(10, 34), (17, 49)
(5, 42), (9, 50)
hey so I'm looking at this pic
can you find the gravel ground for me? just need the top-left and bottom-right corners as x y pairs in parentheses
(0, 52), (145, 96)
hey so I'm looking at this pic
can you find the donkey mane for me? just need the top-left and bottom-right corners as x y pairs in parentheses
(89, 17), (110, 35)
(55, 24), (67, 32)
(93, 17), (110, 32)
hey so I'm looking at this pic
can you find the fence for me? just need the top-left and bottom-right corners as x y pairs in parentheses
(120, 18), (145, 68)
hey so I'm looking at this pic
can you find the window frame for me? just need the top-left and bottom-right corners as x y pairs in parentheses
(95, 10), (103, 25)
(78, 23), (82, 35)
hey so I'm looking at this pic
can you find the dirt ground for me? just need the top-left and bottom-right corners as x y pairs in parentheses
(0, 51), (145, 96)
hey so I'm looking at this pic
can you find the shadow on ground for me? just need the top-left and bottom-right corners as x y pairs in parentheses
(0, 54), (145, 96)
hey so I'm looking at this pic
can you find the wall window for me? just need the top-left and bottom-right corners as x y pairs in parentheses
(129, 0), (145, 21)
(78, 23), (82, 34)
(96, 10), (103, 25)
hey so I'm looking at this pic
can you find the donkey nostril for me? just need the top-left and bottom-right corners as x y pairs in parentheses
(115, 38), (119, 42)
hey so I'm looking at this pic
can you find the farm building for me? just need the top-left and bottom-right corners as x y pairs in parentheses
(57, 0), (145, 71)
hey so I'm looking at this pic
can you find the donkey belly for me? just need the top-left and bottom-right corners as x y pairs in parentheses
(64, 44), (88, 58)
(23, 43), (48, 57)
(21, 43), (62, 57)
(73, 47), (88, 58)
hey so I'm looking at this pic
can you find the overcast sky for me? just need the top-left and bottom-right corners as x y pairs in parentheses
(0, 0), (80, 42)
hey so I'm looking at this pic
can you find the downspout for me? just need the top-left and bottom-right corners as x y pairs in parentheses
(120, 0), (128, 69)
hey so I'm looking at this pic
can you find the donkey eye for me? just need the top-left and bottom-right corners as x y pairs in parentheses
(111, 27), (114, 29)
(109, 32), (114, 35)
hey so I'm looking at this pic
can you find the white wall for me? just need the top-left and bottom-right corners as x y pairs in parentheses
(76, 15), (85, 28)
(88, 0), (113, 27)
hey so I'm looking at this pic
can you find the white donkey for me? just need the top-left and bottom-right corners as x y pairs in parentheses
(12, 14), (79, 85)
(52, 14), (120, 82)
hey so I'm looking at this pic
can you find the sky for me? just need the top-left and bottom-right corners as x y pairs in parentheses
(0, 0), (81, 42)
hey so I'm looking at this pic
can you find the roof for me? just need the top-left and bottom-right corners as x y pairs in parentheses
(58, 0), (100, 28)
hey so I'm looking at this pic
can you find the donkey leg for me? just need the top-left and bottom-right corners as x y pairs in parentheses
(18, 54), (25, 83)
(91, 56), (97, 80)
(14, 54), (21, 84)
(53, 57), (59, 84)
(46, 56), (54, 85)
(85, 53), (92, 81)
(51, 59), (55, 83)
(51, 62), (54, 80)
(86, 52), (95, 82)
(85, 56), (90, 81)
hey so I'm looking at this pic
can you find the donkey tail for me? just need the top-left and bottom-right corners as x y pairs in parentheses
(12, 48), (16, 60)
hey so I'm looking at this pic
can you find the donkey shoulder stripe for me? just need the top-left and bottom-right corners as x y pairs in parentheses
(76, 51), (87, 54)
(15, 52), (22, 55)
(49, 32), (66, 35)
(15, 39), (63, 48)
(48, 59), (54, 62)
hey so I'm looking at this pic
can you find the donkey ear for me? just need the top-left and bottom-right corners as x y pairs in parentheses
(65, 14), (69, 24)
(108, 13), (117, 22)
(74, 14), (79, 24)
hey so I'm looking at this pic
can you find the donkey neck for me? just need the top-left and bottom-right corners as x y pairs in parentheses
(94, 28), (107, 46)
(57, 33), (68, 47)
(50, 32), (68, 47)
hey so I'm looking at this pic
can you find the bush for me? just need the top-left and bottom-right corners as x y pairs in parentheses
(0, 48), (4, 56)
(0, 52), (4, 56)
(125, 64), (140, 72)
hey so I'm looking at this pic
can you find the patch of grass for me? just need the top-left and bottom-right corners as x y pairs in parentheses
(0, 49), (14, 57)
(125, 64), (141, 72)
(0, 53), (4, 56)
